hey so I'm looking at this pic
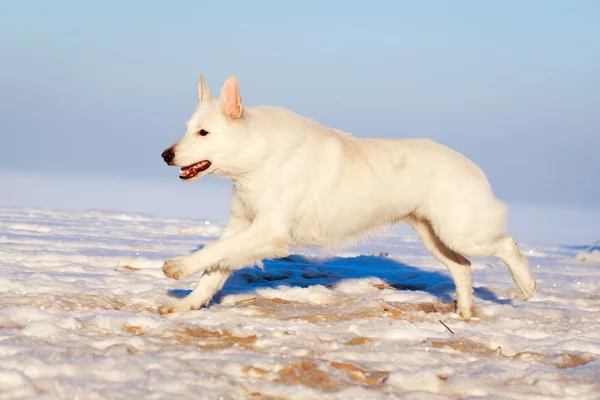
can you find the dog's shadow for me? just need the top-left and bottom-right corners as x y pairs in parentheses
(167, 252), (511, 307)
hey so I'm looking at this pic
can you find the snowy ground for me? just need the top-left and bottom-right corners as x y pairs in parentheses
(0, 207), (599, 400)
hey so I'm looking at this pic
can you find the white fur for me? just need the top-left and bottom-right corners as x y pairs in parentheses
(158, 75), (536, 318)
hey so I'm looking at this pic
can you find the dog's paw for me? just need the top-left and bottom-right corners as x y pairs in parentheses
(454, 300), (475, 320)
(157, 305), (174, 314)
(162, 257), (195, 280)
(458, 307), (474, 320)
(510, 270), (536, 300)
(518, 277), (536, 300)
(158, 303), (197, 315)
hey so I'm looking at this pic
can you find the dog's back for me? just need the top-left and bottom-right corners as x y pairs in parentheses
(242, 107), (506, 252)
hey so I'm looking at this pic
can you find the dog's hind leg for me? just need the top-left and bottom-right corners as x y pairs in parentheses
(409, 217), (474, 318)
(442, 234), (536, 301)
(493, 236), (536, 299)
(158, 269), (231, 314)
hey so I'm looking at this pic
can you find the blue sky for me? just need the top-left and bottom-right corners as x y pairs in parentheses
(1, 1), (599, 207)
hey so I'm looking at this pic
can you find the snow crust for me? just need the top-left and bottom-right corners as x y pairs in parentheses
(0, 207), (599, 399)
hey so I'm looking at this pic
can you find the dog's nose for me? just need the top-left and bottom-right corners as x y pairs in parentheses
(162, 147), (175, 164)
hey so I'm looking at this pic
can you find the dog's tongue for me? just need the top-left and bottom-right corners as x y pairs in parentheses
(180, 161), (210, 178)
(179, 166), (195, 178)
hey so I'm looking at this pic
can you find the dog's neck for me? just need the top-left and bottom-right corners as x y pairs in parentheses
(211, 167), (253, 187)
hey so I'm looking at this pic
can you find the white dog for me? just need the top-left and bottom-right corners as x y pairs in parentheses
(159, 75), (536, 318)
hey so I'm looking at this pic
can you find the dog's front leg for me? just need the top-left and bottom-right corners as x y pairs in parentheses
(158, 268), (232, 314)
(164, 218), (289, 277)
(158, 213), (249, 314)
(159, 218), (289, 313)
(162, 213), (250, 280)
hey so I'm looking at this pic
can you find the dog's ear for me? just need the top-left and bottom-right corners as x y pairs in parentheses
(219, 76), (243, 119)
(198, 74), (214, 102)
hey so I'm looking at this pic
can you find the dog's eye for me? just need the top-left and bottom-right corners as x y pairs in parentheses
(197, 129), (210, 137)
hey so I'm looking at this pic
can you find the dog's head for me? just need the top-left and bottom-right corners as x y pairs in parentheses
(161, 75), (251, 181)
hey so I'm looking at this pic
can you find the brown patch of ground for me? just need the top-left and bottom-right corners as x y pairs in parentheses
(242, 366), (270, 378)
(0, 323), (24, 330)
(233, 296), (456, 324)
(122, 265), (141, 271)
(372, 283), (390, 290)
(329, 361), (364, 373)
(346, 336), (373, 346)
(275, 361), (344, 392)
(242, 359), (389, 392)
(329, 361), (388, 386)
(427, 339), (599, 369)
(235, 297), (259, 306)
(169, 327), (258, 351)
(429, 338), (499, 356)
(122, 324), (146, 336)
(347, 370), (388, 386)
(404, 302), (457, 314)
(553, 353), (597, 369)
(511, 351), (598, 369)
(247, 392), (286, 400)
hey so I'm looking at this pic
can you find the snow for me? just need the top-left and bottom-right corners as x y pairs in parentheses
(1, 206), (599, 399)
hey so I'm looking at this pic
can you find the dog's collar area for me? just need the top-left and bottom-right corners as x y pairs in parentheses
(179, 161), (211, 180)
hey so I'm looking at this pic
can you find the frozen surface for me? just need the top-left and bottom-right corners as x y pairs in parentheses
(0, 207), (599, 399)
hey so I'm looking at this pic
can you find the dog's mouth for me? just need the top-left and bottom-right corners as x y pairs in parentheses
(179, 161), (212, 180)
